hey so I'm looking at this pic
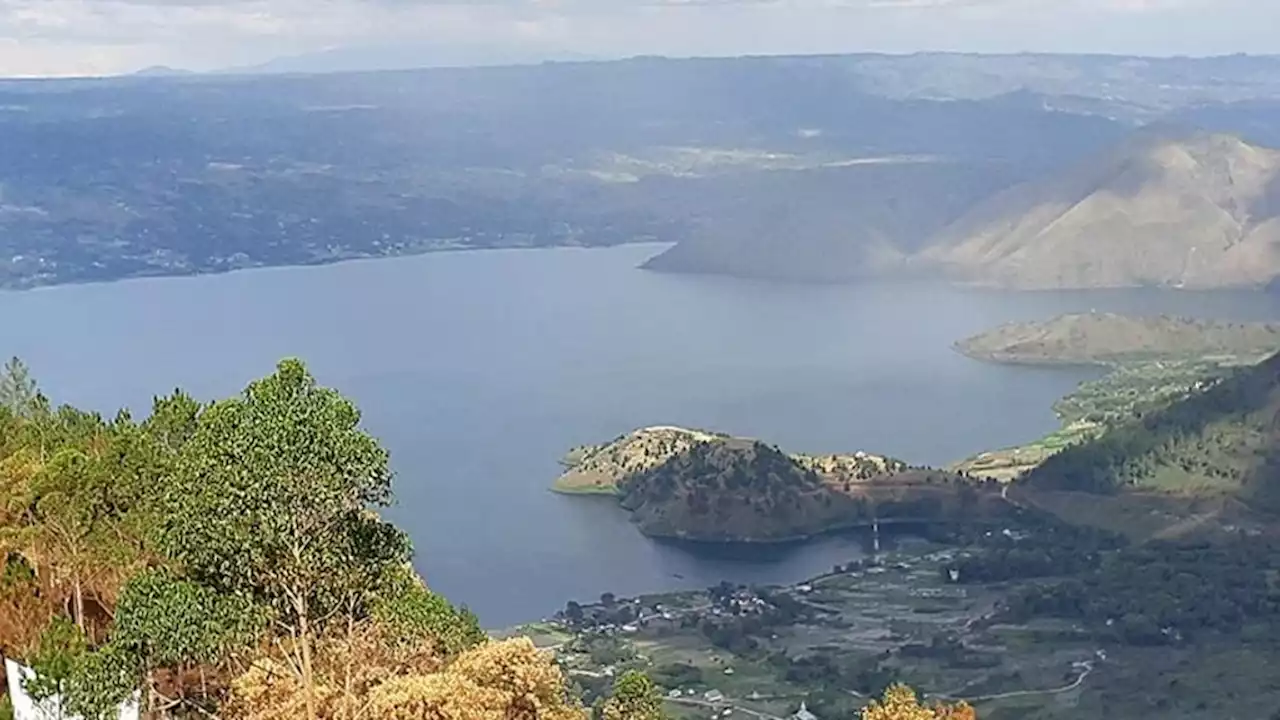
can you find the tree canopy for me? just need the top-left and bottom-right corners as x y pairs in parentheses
(0, 357), (587, 720)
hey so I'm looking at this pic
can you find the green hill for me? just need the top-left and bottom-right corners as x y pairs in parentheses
(1024, 350), (1280, 502)
(556, 427), (1007, 542)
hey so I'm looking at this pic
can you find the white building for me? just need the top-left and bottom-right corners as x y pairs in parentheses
(793, 701), (819, 720)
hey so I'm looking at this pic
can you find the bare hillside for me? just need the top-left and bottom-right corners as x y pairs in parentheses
(920, 132), (1280, 289)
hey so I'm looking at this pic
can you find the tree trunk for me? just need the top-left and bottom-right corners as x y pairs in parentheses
(73, 575), (85, 632)
(297, 598), (318, 720)
(344, 599), (356, 720)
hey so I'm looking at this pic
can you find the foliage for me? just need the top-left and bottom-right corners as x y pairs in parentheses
(61, 643), (141, 720)
(1027, 352), (1280, 495)
(371, 572), (485, 657)
(24, 616), (88, 704)
(159, 358), (412, 717)
(112, 570), (265, 668)
(860, 684), (975, 720)
(599, 670), (665, 720)
(0, 357), (588, 719)
(0, 358), (40, 418)
(230, 636), (585, 720)
(1002, 535), (1280, 644)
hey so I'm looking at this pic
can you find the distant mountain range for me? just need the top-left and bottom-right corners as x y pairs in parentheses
(13, 54), (1280, 290)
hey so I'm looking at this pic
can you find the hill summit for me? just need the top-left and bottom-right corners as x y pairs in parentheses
(921, 132), (1280, 289)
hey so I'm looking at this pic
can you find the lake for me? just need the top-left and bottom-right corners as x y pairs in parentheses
(4, 243), (1280, 627)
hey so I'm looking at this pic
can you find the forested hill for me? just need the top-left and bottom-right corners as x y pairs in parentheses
(1025, 350), (1280, 501)
(0, 358), (594, 719)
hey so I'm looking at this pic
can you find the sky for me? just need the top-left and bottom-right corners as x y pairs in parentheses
(1, 0), (1279, 78)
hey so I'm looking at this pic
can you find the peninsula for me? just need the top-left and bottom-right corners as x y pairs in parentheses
(954, 311), (1280, 367)
(953, 312), (1280, 481)
(554, 426), (1008, 543)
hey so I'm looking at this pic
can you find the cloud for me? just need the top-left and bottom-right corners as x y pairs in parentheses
(0, 0), (1274, 77)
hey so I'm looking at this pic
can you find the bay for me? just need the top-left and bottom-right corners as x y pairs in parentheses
(4, 243), (1280, 626)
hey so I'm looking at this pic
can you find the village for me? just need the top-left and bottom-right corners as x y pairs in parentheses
(511, 534), (1107, 720)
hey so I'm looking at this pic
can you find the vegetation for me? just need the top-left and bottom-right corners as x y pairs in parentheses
(861, 684), (975, 720)
(954, 313), (1280, 368)
(559, 427), (1005, 542)
(1026, 351), (1280, 496)
(954, 314), (1272, 482)
(0, 357), (590, 719)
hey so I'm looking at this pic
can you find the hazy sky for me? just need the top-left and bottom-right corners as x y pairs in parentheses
(1, 0), (1279, 77)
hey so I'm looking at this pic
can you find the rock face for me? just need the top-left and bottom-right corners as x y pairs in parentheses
(921, 132), (1280, 289)
(955, 312), (1280, 366)
(554, 427), (1005, 542)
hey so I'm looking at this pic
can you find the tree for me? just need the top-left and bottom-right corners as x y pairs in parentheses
(159, 359), (412, 720)
(600, 670), (665, 720)
(4, 409), (150, 635)
(110, 570), (265, 712)
(565, 601), (585, 623)
(860, 684), (975, 720)
(0, 357), (39, 417)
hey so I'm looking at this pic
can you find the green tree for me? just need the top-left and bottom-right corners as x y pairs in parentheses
(109, 570), (265, 712)
(25, 616), (88, 712)
(600, 670), (665, 720)
(159, 359), (411, 720)
(371, 571), (484, 657)
(0, 357), (39, 417)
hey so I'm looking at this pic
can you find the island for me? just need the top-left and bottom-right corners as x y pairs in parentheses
(553, 426), (1010, 543)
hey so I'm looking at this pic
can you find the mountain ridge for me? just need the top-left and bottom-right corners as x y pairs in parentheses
(919, 131), (1280, 289)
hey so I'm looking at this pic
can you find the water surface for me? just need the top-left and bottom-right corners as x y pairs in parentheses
(4, 244), (1279, 626)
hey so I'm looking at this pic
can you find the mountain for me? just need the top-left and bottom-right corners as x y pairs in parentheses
(955, 312), (1280, 366)
(224, 43), (599, 75)
(1024, 350), (1280, 503)
(638, 160), (1030, 282)
(130, 65), (195, 78)
(920, 132), (1280, 289)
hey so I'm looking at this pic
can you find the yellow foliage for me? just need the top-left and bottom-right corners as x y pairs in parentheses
(230, 633), (586, 720)
(861, 684), (976, 720)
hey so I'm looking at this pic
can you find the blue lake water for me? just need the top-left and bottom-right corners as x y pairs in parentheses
(4, 244), (1280, 626)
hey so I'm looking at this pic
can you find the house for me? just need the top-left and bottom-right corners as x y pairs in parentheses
(793, 701), (819, 720)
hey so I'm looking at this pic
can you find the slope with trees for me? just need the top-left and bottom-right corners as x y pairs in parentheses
(0, 358), (591, 719)
(1024, 349), (1280, 498)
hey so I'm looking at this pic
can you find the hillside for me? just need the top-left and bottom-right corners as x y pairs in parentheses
(920, 132), (1280, 289)
(553, 426), (906, 495)
(955, 312), (1280, 366)
(638, 161), (1029, 282)
(1024, 350), (1280, 501)
(556, 427), (1006, 542)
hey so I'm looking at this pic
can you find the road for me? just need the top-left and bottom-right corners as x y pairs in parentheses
(666, 695), (788, 720)
(930, 660), (1096, 703)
